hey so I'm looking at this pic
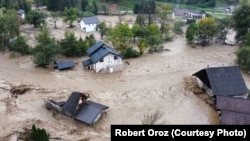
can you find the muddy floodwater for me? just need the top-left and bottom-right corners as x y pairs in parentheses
(0, 15), (248, 141)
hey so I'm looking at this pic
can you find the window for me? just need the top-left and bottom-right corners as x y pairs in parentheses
(114, 56), (118, 60)
(100, 58), (104, 62)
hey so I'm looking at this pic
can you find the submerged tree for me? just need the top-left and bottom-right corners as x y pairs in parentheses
(32, 25), (60, 68)
(197, 17), (217, 46)
(185, 22), (198, 45)
(60, 30), (81, 57)
(26, 10), (47, 28)
(96, 22), (109, 39)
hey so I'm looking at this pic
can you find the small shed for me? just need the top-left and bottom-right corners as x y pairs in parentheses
(192, 66), (248, 98)
(54, 60), (75, 70)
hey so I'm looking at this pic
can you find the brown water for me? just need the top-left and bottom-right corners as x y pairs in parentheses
(0, 15), (246, 141)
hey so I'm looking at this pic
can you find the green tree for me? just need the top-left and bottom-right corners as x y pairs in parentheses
(185, 22), (198, 45)
(131, 24), (145, 42)
(197, 17), (217, 46)
(46, 0), (77, 11)
(9, 36), (31, 55)
(236, 46), (250, 71)
(145, 24), (163, 52)
(63, 7), (79, 28)
(85, 34), (96, 47)
(173, 21), (184, 35)
(101, 3), (109, 15)
(216, 17), (233, 44)
(242, 32), (250, 46)
(96, 22), (109, 39)
(157, 3), (172, 39)
(135, 14), (146, 27)
(31, 124), (49, 141)
(81, 0), (88, 11)
(26, 10), (47, 28)
(78, 37), (89, 56)
(137, 39), (148, 55)
(105, 23), (133, 51)
(85, 0), (98, 14)
(0, 9), (20, 50)
(32, 25), (60, 68)
(121, 47), (140, 59)
(232, 2), (250, 41)
(60, 30), (81, 57)
(50, 11), (61, 29)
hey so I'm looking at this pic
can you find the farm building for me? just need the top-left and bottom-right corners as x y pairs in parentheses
(215, 95), (250, 125)
(192, 66), (248, 98)
(44, 92), (109, 126)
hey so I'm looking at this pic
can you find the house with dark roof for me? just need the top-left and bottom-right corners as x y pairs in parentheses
(80, 16), (100, 32)
(215, 95), (250, 125)
(82, 41), (123, 73)
(172, 8), (206, 20)
(17, 9), (25, 22)
(44, 92), (109, 126)
(192, 66), (248, 98)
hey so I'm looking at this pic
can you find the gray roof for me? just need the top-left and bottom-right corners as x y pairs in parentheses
(90, 45), (121, 63)
(55, 61), (75, 70)
(82, 16), (100, 24)
(216, 96), (250, 114)
(17, 9), (25, 15)
(192, 66), (248, 96)
(86, 41), (105, 56)
(173, 8), (189, 16)
(82, 59), (93, 67)
(83, 41), (122, 65)
(75, 101), (108, 126)
(220, 110), (250, 125)
(62, 92), (81, 116)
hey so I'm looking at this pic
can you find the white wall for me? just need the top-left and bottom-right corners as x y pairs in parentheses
(94, 54), (123, 72)
(80, 21), (98, 32)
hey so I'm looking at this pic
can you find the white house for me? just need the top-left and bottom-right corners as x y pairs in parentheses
(17, 9), (25, 22)
(82, 41), (124, 73)
(80, 16), (100, 32)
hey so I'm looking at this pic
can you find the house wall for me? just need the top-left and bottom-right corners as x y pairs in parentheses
(80, 21), (98, 32)
(94, 54), (123, 73)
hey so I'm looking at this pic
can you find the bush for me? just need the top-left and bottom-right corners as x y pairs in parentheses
(31, 124), (49, 141)
(186, 19), (196, 24)
(9, 36), (31, 55)
(121, 47), (140, 59)
(236, 46), (250, 72)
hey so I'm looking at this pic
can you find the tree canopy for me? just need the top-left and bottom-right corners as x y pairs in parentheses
(63, 7), (79, 28)
(232, 2), (250, 41)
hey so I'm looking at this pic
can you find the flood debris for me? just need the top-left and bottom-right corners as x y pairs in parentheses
(10, 84), (32, 95)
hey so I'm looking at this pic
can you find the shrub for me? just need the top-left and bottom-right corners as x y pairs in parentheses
(9, 36), (31, 55)
(31, 124), (49, 141)
(121, 47), (140, 59)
